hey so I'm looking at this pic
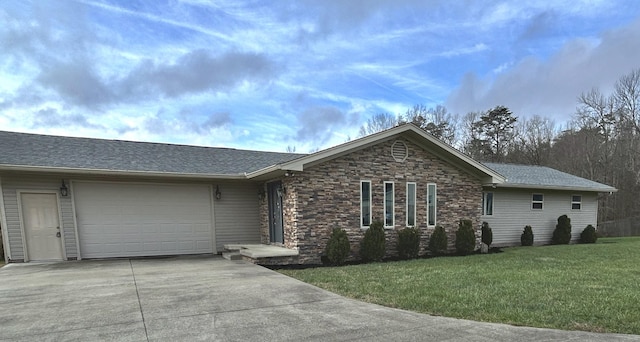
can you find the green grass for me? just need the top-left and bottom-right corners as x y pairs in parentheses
(279, 237), (640, 334)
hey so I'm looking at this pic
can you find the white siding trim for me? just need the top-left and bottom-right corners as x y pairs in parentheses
(69, 180), (82, 260)
(0, 177), (10, 263)
(384, 181), (394, 228)
(208, 184), (218, 254)
(406, 182), (417, 227)
(16, 190), (67, 262)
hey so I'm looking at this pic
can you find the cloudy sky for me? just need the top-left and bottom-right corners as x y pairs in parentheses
(1, 1), (640, 152)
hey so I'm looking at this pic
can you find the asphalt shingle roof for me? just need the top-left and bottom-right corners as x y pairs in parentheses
(483, 162), (616, 192)
(0, 131), (303, 176)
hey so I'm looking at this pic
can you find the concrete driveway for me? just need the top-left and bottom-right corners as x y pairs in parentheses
(0, 256), (636, 342)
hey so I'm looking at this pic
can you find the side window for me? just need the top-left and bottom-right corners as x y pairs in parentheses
(482, 192), (493, 216)
(571, 195), (582, 210)
(384, 182), (394, 228)
(427, 183), (437, 226)
(532, 193), (544, 210)
(406, 182), (416, 227)
(360, 181), (371, 227)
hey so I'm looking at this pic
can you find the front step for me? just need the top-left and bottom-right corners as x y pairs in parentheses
(222, 251), (242, 260)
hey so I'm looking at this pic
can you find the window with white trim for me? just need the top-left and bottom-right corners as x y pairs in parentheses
(384, 182), (394, 228)
(406, 182), (416, 227)
(532, 193), (544, 210)
(482, 192), (493, 216)
(571, 195), (582, 210)
(360, 181), (372, 227)
(427, 183), (437, 226)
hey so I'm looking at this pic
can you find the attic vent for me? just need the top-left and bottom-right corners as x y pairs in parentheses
(391, 140), (408, 162)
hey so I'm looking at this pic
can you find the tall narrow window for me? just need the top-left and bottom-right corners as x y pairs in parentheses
(427, 183), (437, 226)
(406, 182), (416, 226)
(532, 193), (544, 210)
(384, 182), (394, 227)
(571, 195), (582, 210)
(360, 181), (371, 227)
(482, 192), (493, 216)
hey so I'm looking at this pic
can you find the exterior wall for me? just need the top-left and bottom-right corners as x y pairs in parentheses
(1, 173), (262, 261)
(261, 138), (484, 264)
(0, 174), (76, 261)
(214, 181), (262, 250)
(482, 188), (598, 246)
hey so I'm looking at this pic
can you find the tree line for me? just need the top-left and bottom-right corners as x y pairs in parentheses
(359, 68), (640, 223)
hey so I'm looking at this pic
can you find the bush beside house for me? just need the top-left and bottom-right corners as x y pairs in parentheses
(521, 225), (534, 246)
(428, 226), (448, 256)
(552, 215), (572, 245)
(455, 219), (476, 255)
(580, 225), (598, 244)
(325, 228), (350, 265)
(360, 221), (385, 261)
(481, 222), (492, 253)
(397, 227), (420, 259)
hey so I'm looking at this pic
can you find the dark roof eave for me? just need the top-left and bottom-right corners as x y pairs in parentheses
(0, 164), (247, 180)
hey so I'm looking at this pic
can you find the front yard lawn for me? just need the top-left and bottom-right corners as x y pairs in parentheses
(279, 237), (640, 334)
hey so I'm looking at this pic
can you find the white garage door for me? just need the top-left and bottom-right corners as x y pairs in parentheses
(74, 182), (214, 258)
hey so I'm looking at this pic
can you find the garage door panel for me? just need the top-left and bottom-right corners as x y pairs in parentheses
(74, 182), (214, 258)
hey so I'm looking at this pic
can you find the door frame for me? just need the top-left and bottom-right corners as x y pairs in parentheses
(267, 181), (284, 244)
(0, 177), (11, 263)
(17, 190), (66, 262)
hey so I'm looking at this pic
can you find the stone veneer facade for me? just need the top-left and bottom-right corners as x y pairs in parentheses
(259, 137), (483, 264)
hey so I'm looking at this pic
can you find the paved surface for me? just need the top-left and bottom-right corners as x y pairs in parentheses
(0, 256), (637, 342)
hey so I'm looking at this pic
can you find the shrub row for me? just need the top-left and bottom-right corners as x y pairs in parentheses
(325, 220), (483, 265)
(520, 215), (598, 246)
(324, 216), (600, 265)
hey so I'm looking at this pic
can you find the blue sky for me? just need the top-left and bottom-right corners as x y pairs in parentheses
(1, 1), (640, 152)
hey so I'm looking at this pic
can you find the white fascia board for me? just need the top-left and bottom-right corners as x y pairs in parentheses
(0, 164), (246, 180)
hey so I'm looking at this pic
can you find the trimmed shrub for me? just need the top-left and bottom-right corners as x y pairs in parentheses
(455, 219), (476, 255)
(325, 228), (350, 265)
(481, 222), (493, 247)
(551, 215), (572, 245)
(397, 226), (420, 259)
(428, 225), (448, 256)
(580, 225), (598, 244)
(521, 225), (534, 246)
(360, 220), (385, 262)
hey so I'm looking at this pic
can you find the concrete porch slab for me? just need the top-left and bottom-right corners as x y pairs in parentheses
(224, 244), (299, 258)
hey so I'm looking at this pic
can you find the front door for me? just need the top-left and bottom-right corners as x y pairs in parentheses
(267, 181), (284, 244)
(21, 193), (63, 261)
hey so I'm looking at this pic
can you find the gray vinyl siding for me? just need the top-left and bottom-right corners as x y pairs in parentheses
(482, 188), (598, 246)
(214, 182), (261, 251)
(0, 175), (77, 260)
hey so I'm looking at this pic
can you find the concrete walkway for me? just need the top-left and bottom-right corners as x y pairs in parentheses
(0, 256), (636, 341)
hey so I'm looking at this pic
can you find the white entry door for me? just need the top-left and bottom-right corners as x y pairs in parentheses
(21, 193), (63, 261)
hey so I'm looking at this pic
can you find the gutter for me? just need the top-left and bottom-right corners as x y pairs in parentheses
(488, 182), (618, 193)
(0, 164), (247, 180)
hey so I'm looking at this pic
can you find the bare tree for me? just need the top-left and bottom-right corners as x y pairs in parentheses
(358, 112), (398, 137)
(400, 104), (459, 145)
(508, 115), (557, 165)
(614, 68), (640, 134)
